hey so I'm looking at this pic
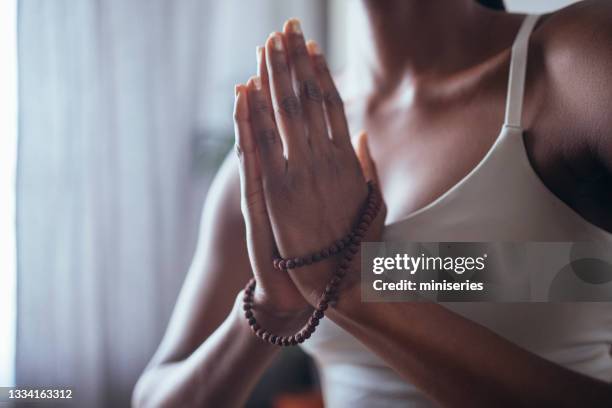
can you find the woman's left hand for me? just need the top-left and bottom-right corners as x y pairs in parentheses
(242, 19), (386, 305)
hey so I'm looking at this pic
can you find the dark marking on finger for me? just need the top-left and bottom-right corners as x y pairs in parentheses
(252, 99), (270, 115)
(256, 129), (278, 148)
(323, 90), (343, 109)
(301, 80), (322, 103)
(289, 43), (309, 60)
(270, 60), (289, 74)
(278, 96), (302, 118)
(313, 56), (329, 73)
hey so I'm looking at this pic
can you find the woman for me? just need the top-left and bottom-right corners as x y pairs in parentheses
(133, 1), (612, 406)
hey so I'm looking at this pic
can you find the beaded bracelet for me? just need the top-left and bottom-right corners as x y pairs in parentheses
(272, 182), (380, 270)
(243, 181), (382, 347)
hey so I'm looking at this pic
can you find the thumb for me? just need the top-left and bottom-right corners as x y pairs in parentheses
(356, 131), (380, 185)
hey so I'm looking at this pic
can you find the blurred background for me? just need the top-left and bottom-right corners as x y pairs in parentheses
(0, 0), (579, 407)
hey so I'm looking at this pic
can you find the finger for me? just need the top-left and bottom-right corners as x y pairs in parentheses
(256, 46), (266, 84)
(256, 46), (275, 121)
(356, 131), (387, 218)
(234, 84), (278, 266)
(307, 40), (352, 150)
(356, 131), (381, 185)
(245, 76), (286, 183)
(265, 32), (309, 161)
(283, 19), (330, 155)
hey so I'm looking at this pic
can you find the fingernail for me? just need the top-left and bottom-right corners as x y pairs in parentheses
(256, 46), (263, 66)
(234, 84), (240, 96)
(271, 33), (283, 51)
(361, 132), (370, 151)
(307, 40), (321, 55)
(287, 18), (302, 34)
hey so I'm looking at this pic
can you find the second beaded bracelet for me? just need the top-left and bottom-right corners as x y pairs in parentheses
(243, 181), (382, 347)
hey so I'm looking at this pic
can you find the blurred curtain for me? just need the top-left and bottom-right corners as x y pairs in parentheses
(16, 1), (326, 406)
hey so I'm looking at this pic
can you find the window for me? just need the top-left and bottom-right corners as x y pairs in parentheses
(0, 0), (18, 387)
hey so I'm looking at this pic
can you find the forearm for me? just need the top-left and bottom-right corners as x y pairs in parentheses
(133, 293), (280, 408)
(328, 287), (612, 407)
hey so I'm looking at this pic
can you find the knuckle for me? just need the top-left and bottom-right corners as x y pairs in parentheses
(286, 168), (307, 190)
(276, 95), (302, 118)
(264, 177), (290, 200)
(314, 150), (336, 173)
(323, 90), (344, 109)
(289, 42), (309, 60)
(252, 99), (270, 115)
(299, 79), (323, 103)
(314, 56), (329, 73)
(256, 129), (278, 148)
(271, 59), (289, 74)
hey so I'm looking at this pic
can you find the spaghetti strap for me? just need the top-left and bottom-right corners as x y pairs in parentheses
(504, 14), (540, 129)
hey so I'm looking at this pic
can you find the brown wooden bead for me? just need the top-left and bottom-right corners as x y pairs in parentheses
(243, 184), (382, 347)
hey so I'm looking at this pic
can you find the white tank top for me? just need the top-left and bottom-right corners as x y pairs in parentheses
(301, 15), (612, 407)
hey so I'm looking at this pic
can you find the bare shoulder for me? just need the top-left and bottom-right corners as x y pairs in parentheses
(533, 0), (612, 130)
(536, 0), (612, 62)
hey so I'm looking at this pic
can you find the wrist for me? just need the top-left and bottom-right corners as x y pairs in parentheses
(237, 289), (313, 339)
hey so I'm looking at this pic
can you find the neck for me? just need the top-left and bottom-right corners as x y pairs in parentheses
(348, 0), (501, 97)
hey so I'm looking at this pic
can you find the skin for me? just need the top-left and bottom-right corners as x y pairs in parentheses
(133, 1), (612, 407)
